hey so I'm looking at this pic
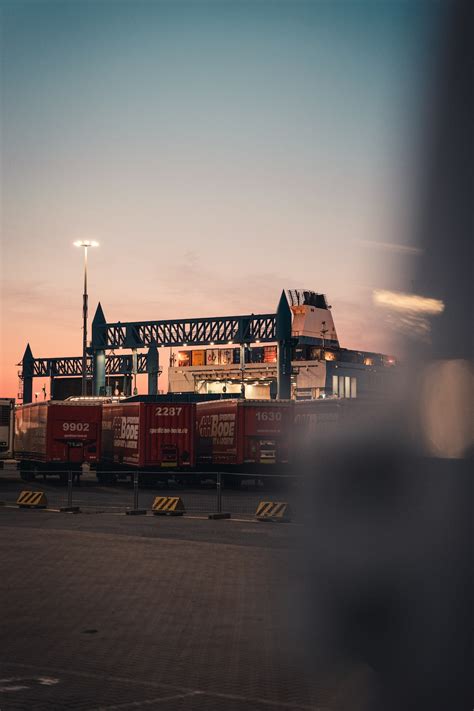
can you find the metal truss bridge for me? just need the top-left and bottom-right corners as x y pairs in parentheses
(25, 352), (148, 378)
(97, 313), (277, 350)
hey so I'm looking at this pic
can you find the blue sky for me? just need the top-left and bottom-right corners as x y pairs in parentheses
(0, 0), (439, 393)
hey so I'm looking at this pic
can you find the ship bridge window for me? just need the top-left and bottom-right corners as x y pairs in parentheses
(333, 375), (357, 398)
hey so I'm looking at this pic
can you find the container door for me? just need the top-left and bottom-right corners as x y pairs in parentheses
(161, 444), (178, 467)
(67, 443), (84, 463)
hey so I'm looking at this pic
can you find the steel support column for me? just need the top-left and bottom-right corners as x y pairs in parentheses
(21, 344), (34, 404)
(91, 302), (107, 395)
(146, 342), (159, 395)
(276, 291), (292, 399)
(123, 374), (132, 397)
(240, 343), (246, 395)
(93, 350), (106, 395)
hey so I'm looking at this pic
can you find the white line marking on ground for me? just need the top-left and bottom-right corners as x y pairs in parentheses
(0, 675), (59, 692)
(91, 690), (203, 709)
(181, 515), (208, 520)
(4, 663), (328, 710)
(0, 675), (58, 684)
(2, 506), (302, 524)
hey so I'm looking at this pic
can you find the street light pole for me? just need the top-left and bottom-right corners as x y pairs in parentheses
(82, 244), (88, 396)
(74, 240), (99, 396)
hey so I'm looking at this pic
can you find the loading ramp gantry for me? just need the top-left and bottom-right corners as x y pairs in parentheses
(19, 291), (292, 403)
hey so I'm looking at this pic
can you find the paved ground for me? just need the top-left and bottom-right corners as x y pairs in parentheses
(2, 453), (470, 710)
(0, 504), (356, 711)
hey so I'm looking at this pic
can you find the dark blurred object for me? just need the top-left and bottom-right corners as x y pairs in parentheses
(296, 408), (471, 711)
(415, 1), (473, 363)
(295, 1), (472, 709)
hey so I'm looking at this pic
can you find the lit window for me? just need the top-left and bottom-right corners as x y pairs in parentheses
(350, 377), (357, 398)
(339, 376), (345, 397)
(345, 377), (351, 398)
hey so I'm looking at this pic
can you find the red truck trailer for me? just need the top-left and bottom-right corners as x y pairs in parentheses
(292, 397), (386, 462)
(15, 401), (102, 482)
(100, 401), (197, 483)
(293, 398), (345, 436)
(196, 399), (292, 475)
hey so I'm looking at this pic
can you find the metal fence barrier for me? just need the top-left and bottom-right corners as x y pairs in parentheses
(0, 468), (303, 521)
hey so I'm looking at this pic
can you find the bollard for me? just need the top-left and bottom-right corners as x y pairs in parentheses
(126, 471), (146, 515)
(60, 471), (80, 513)
(208, 472), (231, 520)
(255, 500), (290, 523)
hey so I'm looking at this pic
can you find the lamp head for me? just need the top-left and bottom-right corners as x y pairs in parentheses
(73, 240), (99, 248)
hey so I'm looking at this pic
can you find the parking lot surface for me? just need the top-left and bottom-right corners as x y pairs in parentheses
(0, 495), (358, 711)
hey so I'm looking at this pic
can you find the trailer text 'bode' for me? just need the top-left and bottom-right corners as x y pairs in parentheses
(100, 401), (196, 484)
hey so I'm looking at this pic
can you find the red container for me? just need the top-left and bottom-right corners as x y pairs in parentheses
(293, 399), (344, 437)
(15, 401), (102, 465)
(196, 399), (292, 467)
(101, 401), (196, 468)
(292, 399), (384, 461)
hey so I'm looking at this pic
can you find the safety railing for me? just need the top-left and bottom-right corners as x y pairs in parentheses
(0, 468), (303, 520)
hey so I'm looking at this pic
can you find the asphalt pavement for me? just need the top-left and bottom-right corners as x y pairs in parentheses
(0, 469), (377, 710)
(0, 502), (361, 711)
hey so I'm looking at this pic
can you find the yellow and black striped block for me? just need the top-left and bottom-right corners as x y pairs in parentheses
(17, 491), (48, 509)
(255, 501), (290, 523)
(152, 496), (186, 516)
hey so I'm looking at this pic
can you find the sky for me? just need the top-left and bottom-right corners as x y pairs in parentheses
(0, 0), (439, 397)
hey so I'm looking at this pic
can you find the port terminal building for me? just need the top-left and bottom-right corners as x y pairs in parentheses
(168, 290), (395, 401)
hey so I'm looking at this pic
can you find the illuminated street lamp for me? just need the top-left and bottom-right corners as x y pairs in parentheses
(73, 240), (99, 395)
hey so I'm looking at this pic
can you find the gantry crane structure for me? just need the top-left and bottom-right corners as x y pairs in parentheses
(19, 292), (292, 403)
